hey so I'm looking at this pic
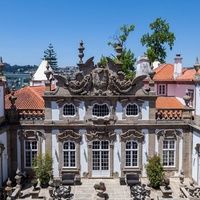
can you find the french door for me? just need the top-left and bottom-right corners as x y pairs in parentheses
(92, 140), (110, 177)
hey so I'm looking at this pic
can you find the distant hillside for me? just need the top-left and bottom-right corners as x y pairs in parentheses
(3, 63), (38, 74)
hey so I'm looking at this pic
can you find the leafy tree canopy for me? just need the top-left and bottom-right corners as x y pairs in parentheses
(107, 24), (136, 79)
(44, 43), (58, 70)
(141, 17), (176, 65)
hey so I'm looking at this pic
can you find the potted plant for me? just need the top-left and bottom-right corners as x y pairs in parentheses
(31, 179), (38, 190)
(32, 152), (53, 188)
(94, 182), (106, 197)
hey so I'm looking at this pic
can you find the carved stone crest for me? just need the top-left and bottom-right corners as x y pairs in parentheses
(120, 129), (145, 142)
(85, 130), (116, 143)
(56, 130), (82, 143)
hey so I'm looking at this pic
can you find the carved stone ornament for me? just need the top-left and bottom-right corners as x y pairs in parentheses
(195, 143), (200, 156)
(85, 130), (116, 143)
(56, 130), (82, 143)
(64, 57), (136, 96)
(18, 130), (45, 140)
(120, 129), (145, 142)
(156, 129), (182, 140)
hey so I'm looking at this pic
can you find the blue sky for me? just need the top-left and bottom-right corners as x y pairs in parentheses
(0, 0), (200, 68)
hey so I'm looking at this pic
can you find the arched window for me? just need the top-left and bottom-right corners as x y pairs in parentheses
(92, 103), (109, 117)
(126, 103), (139, 116)
(125, 140), (138, 167)
(63, 104), (75, 117)
(63, 141), (76, 167)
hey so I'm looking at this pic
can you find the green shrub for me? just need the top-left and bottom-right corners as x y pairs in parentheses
(32, 152), (53, 187)
(145, 154), (164, 188)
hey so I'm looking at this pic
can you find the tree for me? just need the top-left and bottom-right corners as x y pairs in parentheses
(145, 154), (164, 188)
(44, 43), (58, 70)
(141, 18), (176, 65)
(32, 152), (53, 187)
(108, 24), (136, 79)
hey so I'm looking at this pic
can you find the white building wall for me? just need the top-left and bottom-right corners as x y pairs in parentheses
(0, 132), (8, 183)
(195, 84), (200, 116)
(192, 131), (200, 183)
(114, 129), (121, 177)
(141, 101), (149, 120)
(52, 130), (59, 177)
(79, 102), (86, 120)
(116, 102), (123, 120)
(0, 86), (4, 117)
(17, 130), (21, 170)
(52, 101), (59, 120)
(80, 130), (87, 177)
(142, 129), (148, 177)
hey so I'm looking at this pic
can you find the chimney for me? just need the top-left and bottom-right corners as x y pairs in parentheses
(173, 54), (182, 79)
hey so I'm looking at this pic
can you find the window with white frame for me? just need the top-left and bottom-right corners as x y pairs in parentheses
(92, 103), (109, 117)
(158, 84), (166, 96)
(126, 103), (139, 116)
(63, 141), (76, 167)
(162, 140), (175, 167)
(24, 141), (38, 168)
(125, 140), (138, 167)
(63, 104), (75, 116)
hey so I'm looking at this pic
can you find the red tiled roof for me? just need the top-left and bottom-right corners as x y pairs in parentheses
(177, 68), (197, 80)
(154, 64), (174, 80)
(154, 63), (199, 81)
(156, 97), (184, 109)
(5, 86), (45, 110)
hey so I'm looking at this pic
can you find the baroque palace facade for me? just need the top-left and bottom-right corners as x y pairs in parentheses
(1, 42), (200, 186)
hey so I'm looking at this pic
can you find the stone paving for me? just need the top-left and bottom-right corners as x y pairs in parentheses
(18, 177), (191, 200)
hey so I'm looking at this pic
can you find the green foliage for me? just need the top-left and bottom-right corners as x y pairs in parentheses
(32, 152), (53, 186)
(44, 43), (58, 70)
(141, 17), (176, 64)
(145, 154), (164, 188)
(108, 24), (136, 79)
(100, 55), (108, 66)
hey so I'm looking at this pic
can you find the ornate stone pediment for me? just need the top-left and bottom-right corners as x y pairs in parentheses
(120, 129), (145, 142)
(156, 129), (182, 140)
(85, 130), (116, 143)
(55, 56), (142, 96)
(56, 130), (82, 143)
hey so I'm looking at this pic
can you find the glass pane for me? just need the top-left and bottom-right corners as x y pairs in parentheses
(32, 141), (37, 149)
(25, 141), (30, 150)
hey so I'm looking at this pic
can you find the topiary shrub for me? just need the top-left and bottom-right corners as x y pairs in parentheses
(145, 154), (164, 188)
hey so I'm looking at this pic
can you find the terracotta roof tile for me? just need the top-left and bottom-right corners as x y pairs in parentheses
(154, 64), (174, 80)
(5, 86), (45, 110)
(156, 97), (184, 109)
(177, 68), (199, 80)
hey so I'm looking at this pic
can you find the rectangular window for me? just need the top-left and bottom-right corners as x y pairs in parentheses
(162, 140), (175, 167)
(188, 89), (194, 107)
(24, 141), (38, 168)
(158, 84), (166, 96)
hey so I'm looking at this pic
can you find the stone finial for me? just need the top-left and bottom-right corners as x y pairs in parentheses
(183, 88), (191, 107)
(194, 57), (200, 74)
(78, 40), (85, 64)
(116, 41), (122, 61)
(9, 86), (17, 109)
(0, 56), (4, 76)
(44, 64), (52, 81)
